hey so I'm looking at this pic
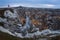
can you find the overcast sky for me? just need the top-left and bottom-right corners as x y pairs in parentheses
(0, 0), (60, 8)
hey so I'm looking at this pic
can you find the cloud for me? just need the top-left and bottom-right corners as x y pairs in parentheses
(0, 0), (60, 8)
(7, 3), (55, 8)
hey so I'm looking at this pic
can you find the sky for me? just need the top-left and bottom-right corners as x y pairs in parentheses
(0, 0), (60, 8)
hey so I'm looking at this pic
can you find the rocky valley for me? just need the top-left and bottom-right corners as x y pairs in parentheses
(0, 6), (60, 40)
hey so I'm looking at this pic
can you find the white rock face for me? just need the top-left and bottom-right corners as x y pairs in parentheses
(41, 29), (52, 35)
(4, 10), (17, 19)
(0, 26), (15, 36)
(0, 26), (60, 38)
(0, 17), (7, 23)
